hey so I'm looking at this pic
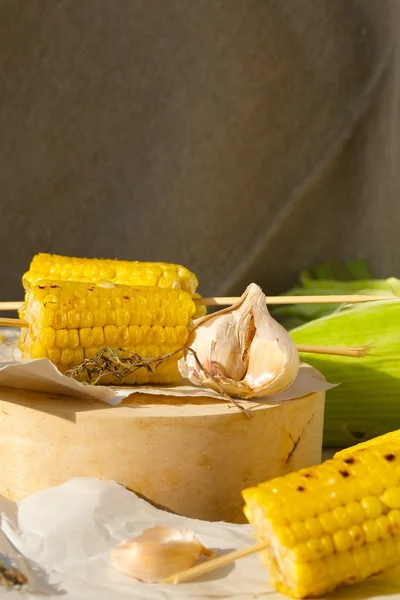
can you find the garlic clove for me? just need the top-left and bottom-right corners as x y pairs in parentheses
(179, 283), (299, 399)
(110, 525), (214, 583)
(241, 287), (299, 396)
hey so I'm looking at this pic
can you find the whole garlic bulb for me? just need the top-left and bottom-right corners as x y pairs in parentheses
(179, 283), (299, 399)
(110, 525), (214, 583)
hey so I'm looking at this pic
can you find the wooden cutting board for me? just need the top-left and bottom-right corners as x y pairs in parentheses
(0, 386), (325, 523)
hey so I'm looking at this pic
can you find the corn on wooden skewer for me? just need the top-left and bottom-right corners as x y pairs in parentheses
(167, 431), (400, 597)
(0, 316), (368, 359)
(0, 294), (393, 313)
(17, 280), (196, 383)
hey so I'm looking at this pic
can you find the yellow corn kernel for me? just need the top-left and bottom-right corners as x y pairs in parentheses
(47, 347), (61, 364)
(72, 348), (84, 365)
(117, 326), (130, 346)
(92, 309), (107, 327)
(68, 330), (80, 348)
(79, 310), (93, 328)
(53, 310), (67, 330)
(38, 327), (56, 348)
(152, 325), (167, 345)
(60, 348), (74, 365)
(175, 325), (189, 345)
(55, 329), (69, 349)
(39, 307), (55, 328)
(31, 343), (47, 359)
(382, 487), (400, 509)
(319, 512), (337, 535)
(362, 519), (380, 543)
(129, 310), (141, 326)
(85, 347), (100, 360)
(115, 308), (130, 326)
(66, 309), (80, 329)
(129, 325), (142, 345)
(388, 509), (400, 534)
(165, 326), (177, 345)
(92, 326), (105, 346)
(361, 496), (383, 519)
(104, 325), (118, 346)
(79, 328), (94, 348)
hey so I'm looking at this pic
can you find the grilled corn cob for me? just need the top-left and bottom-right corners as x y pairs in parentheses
(21, 253), (205, 319)
(19, 279), (196, 384)
(25, 253), (199, 294)
(242, 433), (400, 598)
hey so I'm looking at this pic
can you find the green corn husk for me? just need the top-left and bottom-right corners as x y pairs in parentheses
(290, 299), (400, 448)
(272, 260), (399, 329)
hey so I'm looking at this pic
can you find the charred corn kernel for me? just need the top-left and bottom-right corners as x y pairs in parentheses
(20, 279), (195, 383)
(242, 432), (400, 598)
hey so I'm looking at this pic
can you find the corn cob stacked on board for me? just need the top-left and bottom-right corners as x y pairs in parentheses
(18, 253), (201, 383)
(242, 430), (400, 598)
(20, 253), (205, 319)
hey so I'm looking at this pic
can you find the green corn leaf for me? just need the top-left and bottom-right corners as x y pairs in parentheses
(290, 299), (400, 448)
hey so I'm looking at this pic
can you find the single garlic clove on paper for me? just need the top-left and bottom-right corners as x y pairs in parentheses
(110, 525), (215, 583)
(179, 283), (300, 399)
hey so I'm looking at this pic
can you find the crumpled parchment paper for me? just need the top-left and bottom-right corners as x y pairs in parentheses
(0, 329), (335, 406)
(0, 478), (399, 600)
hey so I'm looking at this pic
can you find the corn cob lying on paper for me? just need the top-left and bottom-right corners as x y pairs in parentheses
(242, 431), (400, 598)
(19, 279), (196, 383)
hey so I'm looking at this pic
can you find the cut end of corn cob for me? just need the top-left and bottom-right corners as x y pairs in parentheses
(242, 432), (400, 598)
(21, 253), (206, 319)
(19, 279), (196, 385)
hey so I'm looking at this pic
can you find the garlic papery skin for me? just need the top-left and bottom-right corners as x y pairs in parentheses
(110, 525), (214, 583)
(179, 283), (300, 399)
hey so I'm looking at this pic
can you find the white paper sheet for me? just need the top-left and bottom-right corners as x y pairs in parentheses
(0, 329), (335, 406)
(0, 478), (399, 600)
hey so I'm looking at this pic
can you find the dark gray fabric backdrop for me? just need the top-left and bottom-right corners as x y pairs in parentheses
(0, 0), (399, 298)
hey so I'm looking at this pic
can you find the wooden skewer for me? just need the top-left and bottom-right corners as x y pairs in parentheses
(164, 540), (269, 584)
(0, 302), (22, 311)
(197, 294), (394, 306)
(0, 317), (28, 328)
(0, 294), (394, 313)
(0, 317), (369, 358)
(296, 344), (369, 358)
